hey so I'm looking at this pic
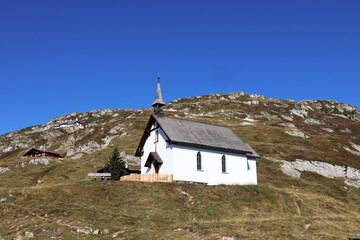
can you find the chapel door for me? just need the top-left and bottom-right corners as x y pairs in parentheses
(153, 161), (160, 174)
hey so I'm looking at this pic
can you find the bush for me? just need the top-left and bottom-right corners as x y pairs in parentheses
(103, 148), (127, 180)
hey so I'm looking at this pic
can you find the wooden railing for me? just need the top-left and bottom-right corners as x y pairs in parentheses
(120, 174), (173, 183)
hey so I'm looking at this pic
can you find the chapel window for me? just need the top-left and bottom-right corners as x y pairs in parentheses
(222, 155), (226, 173)
(197, 152), (202, 170)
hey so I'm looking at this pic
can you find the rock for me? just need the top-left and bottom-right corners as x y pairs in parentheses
(0, 198), (7, 203)
(63, 126), (79, 133)
(351, 111), (360, 122)
(350, 142), (360, 152)
(120, 152), (141, 165)
(344, 179), (360, 188)
(29, 158), (50, 165)
(242, 100), (259, 105)
(112, 231), (125, 238)
(313, 102), (322, 109)
(243, 116), (255, 122)
(240, 122), (254, 126)
(346, 167), (360, 179)
(290, 109), (308, 118)
(109, 124), (124, 134)
(260, 111), (280, 120)
(304, 118), (325, 125)
(76, 227), (92, 235)
(67, 148), (76, 156)
(336, 103), (357, 112)
(92, 229), (100, 234)
(293, 159), (345, 178)
(71, 153), (84, 160)
(278, 123), (296, 128)
(274, 103), (289, 108)
(173, 228), (184, 232)
(72, 141), (103, 154)
(0, 167), (10, 173)
(266, 157), (360, 180)
(344, 146), (360, 156)
(102, 136), (116, 147)
(281, 115), (293, 121)
(24, 231), (34, 238)
(341, 128), (352, 133)
(249, 94), (266, 100)
(322, 128), (334, 133)
(282, 164), (301, 178)
(284, 130), (310, 139)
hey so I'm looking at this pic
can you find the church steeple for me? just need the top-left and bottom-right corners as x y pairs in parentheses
(152, 75), (165, 114)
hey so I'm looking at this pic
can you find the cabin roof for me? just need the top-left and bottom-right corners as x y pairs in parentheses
(136, 114), (259, 158)
(23, 148), (63, 158)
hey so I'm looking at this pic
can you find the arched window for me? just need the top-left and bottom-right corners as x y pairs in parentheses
(222, 155), (226, 173)
(197, 152), (202, 170)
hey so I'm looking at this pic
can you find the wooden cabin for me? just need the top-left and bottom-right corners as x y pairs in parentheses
(23, 148), (63, 159)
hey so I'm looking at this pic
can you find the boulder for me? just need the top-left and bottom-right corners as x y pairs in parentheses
(0, 167), (10, 173)
(284, 130), (310, 139)
(71, 153), (84, 160)
(29, 158), (50, 165)
(24, 231), (34, 238)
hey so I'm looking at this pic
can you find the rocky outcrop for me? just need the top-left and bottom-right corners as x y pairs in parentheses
(267, 157), (360, 188)
(278, 122), (310, 139)
(304, 118), (325, 125)
(28, 158), (50, 165)
(71, 153), (84, 159)
(0, 167), (10, 173)
(120, 151), (140, 165)
(344, 143), (360, 156)
(284, 130), (310, 139)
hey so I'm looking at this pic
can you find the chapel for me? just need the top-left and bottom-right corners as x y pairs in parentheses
(135, 77), (259, 185)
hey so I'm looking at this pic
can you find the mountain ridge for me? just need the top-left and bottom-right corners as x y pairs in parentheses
(1, 91), (360, 162)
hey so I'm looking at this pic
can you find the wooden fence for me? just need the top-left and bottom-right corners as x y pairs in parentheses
(120, 174), (173, 183)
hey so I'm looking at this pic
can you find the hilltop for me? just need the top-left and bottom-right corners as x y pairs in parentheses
(1, 91), (360, 239)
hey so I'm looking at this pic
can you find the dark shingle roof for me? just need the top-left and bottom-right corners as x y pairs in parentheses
(23, 148), (63, 158)
(135, 114), (259, 158)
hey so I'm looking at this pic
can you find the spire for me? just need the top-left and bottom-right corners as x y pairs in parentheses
(152, 75), (165, 114)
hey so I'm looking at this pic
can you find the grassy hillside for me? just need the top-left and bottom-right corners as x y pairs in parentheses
(1, 172), (360, 239)
(1, 91), (360, 239)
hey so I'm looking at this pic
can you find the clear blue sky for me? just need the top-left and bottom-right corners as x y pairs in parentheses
(0, 0), (359, 135)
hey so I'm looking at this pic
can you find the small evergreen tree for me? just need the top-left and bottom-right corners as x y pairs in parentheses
(103, 148), (127, 181)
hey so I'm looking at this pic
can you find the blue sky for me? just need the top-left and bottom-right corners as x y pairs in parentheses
(0, 0), (359, 135)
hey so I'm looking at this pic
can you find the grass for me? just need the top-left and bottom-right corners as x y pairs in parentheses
(1, 178), (360, 239)
(1, 91), (360, 239)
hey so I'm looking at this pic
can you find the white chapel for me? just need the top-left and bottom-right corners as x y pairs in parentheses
(135, 78), (259, 185)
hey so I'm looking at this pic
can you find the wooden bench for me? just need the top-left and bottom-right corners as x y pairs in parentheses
(88, 173), (111, 180)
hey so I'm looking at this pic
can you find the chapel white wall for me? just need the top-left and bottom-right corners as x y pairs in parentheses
(140, 123), (173, 174)
(172, 145), (257, 185)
